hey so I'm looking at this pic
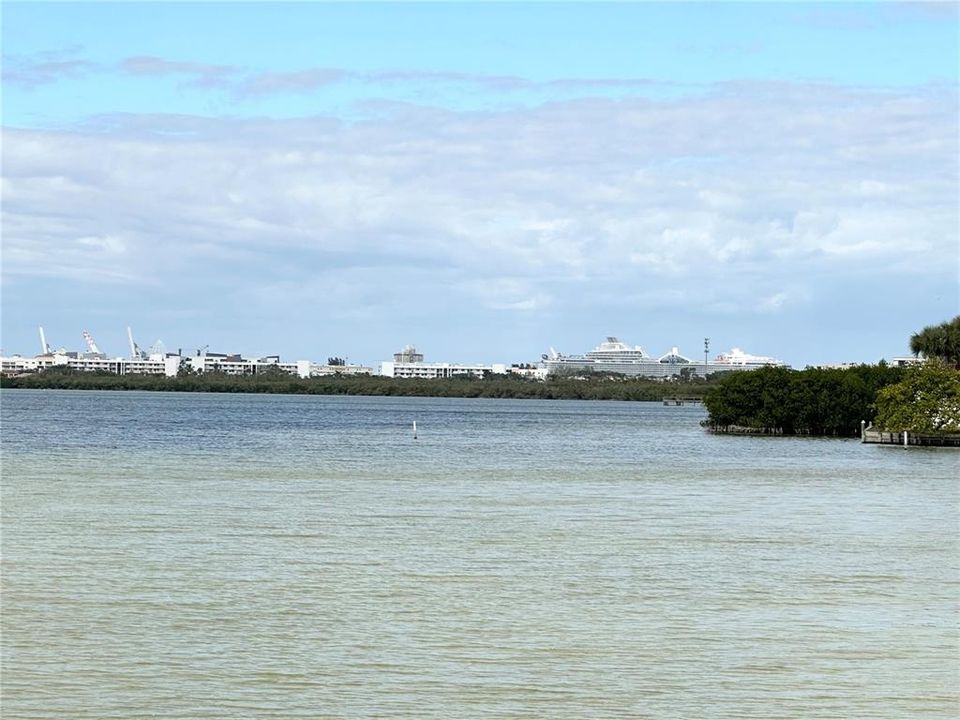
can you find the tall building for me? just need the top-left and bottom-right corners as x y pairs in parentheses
(394, 345), (424, 363)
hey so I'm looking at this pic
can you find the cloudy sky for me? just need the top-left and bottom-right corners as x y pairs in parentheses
(2, 2), (957, 367)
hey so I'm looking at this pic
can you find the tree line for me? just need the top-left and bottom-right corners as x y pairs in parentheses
(702, 364), (904, 436)
(1, 366), (725, 402)
(703, 316), (960, 436)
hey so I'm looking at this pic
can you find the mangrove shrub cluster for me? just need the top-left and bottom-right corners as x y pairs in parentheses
(874, 361), (960, 433)
(703, 364), (904, 436)
(0, 366), (724, 402)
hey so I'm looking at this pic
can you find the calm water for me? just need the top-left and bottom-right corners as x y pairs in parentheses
(1, 389), (957, 718)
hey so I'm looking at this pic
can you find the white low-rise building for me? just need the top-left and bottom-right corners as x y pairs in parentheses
(1, 352), (182, 377)
(892, 356), (924, 367)
(186, 354), (299, 376)
(2, 347), (374, 380)
(508, 364), (549, 380)
(380, 360), (508, 379)
(302, 362), (373, 377)
(380, 345), (507, 379)
(120, 355), (182, 376)
(185, 354), (372, 379)
(1, 355), (49, 374)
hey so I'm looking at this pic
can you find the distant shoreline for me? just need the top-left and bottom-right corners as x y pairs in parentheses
(0, 371), (721, 402)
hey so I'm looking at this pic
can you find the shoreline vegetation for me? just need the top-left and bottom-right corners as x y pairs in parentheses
(5, 362), (959, 441)
(703, 316), (960, 439)
(702, 362), (960, 439)
(702, 364), (905, 437)
(0, 367), (724, 402)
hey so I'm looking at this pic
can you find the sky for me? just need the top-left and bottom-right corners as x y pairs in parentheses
(1, 1), (958, 367)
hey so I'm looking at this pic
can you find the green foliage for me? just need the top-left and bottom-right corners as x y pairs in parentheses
(874, 361), (960, 433)
(1, 369), (725, 402)
(703, 364), (904, 436)
(910, 316), (960, 366)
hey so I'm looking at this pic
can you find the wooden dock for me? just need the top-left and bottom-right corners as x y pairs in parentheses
(663, 397), (703, 406)
(862, 427), (960, 448)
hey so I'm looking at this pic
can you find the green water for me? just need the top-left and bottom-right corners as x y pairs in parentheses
(2, 390), (957, 718)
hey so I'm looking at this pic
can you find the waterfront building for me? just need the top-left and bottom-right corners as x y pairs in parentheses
(380, 346), (507, 379)
(185, 354), (370, 378)
(1, 351), (181, 376)
(394, 345), (424, 363)
(303, 362), (373, 377)
(508, 364), (550, 380)
(119, 355), (181, 376)
(1, 349), (370, 379)
(1, 355), (50, 374)
(185, 353), (298, 376)
(891, 356), (924, 367)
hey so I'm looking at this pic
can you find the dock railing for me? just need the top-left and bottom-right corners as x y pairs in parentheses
(861, 421), (960, 447)
(663, 397), (703, 406)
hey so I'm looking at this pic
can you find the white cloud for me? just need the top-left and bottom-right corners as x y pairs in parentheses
(76, 234), (126, 253)
(1, 82), (956, 333)
(120, 56), (238, 89)
(2, 49), (98, 88)
(759, 292), (789, 313)
(459, 278), (553, 311)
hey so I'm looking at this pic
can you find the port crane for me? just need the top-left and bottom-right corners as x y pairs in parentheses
(127, 327), (147, 360)
(38, 326), (52, 355)
(82, 330), (102, 355)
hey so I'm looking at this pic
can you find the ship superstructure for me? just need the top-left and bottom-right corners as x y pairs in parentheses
(544, 336), (784, 378)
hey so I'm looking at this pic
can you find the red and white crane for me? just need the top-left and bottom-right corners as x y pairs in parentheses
(82, 329), (102, 355)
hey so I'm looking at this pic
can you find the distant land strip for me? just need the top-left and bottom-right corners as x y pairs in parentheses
(0, 370), (723, 402)
(7, 363), (954, 440)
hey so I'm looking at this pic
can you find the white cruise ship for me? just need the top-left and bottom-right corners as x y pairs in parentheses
(543, 337), (784, 378)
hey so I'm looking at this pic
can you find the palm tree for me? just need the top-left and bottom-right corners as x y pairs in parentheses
(910, 316), (960, 366)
